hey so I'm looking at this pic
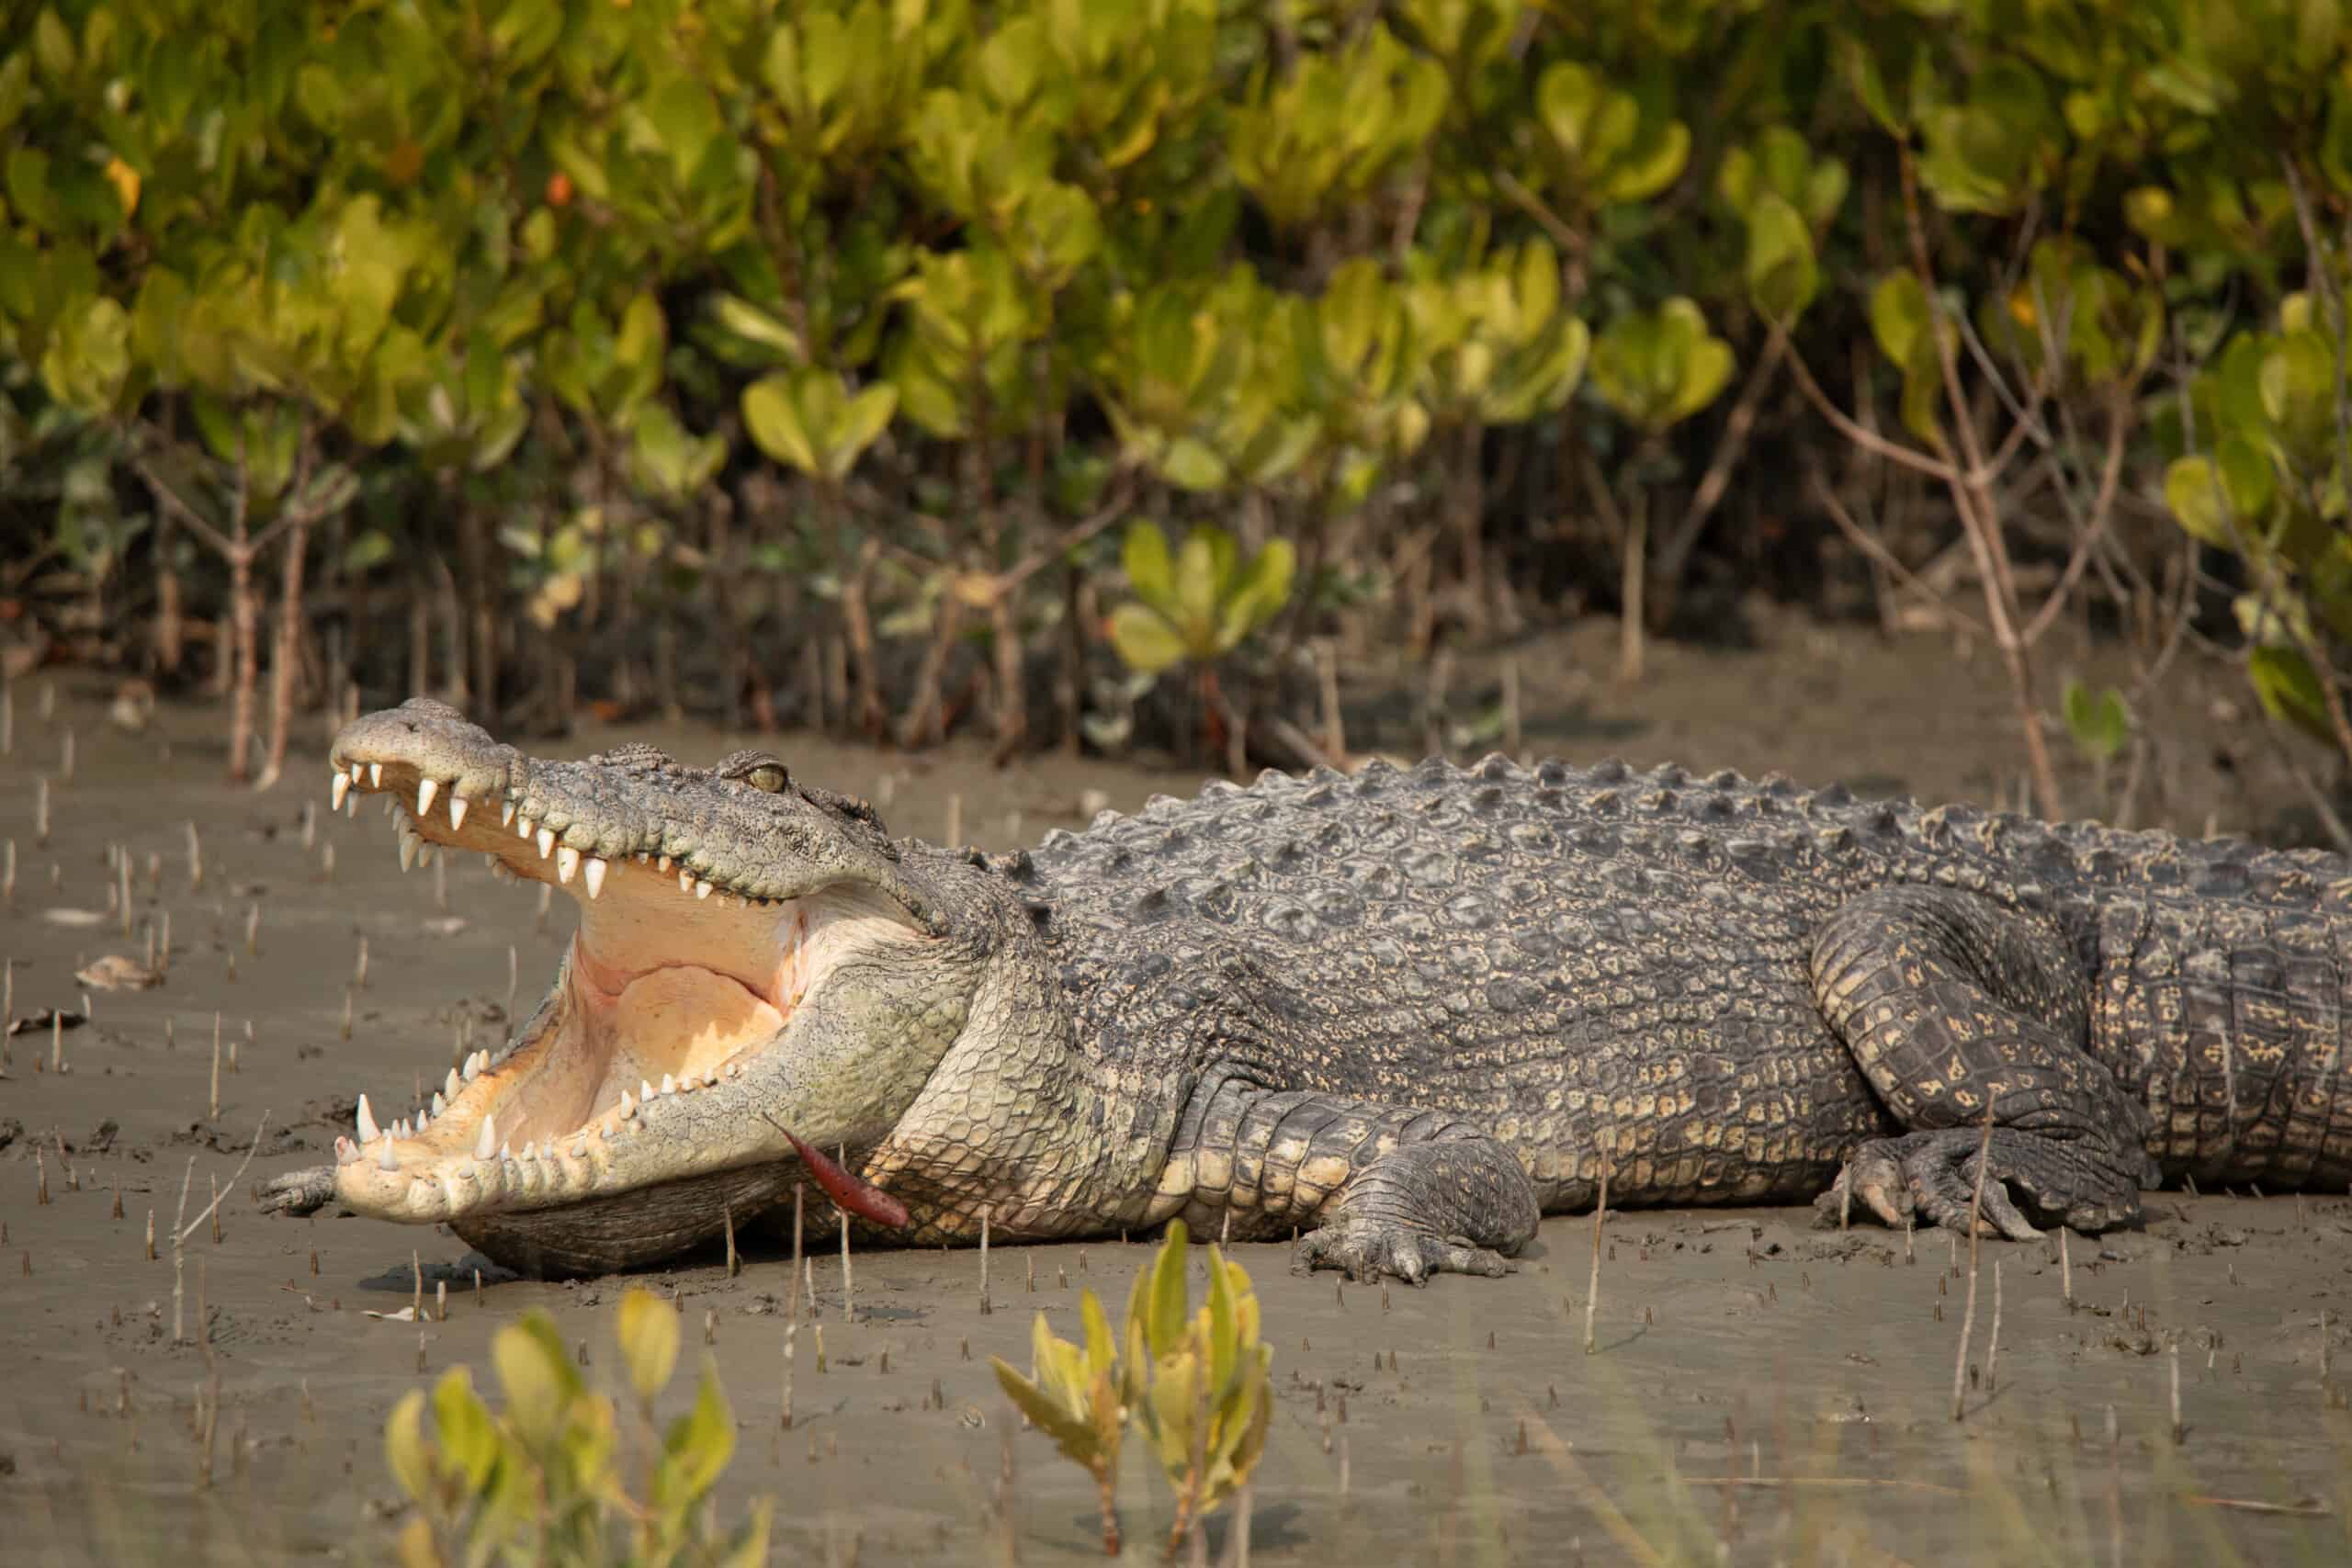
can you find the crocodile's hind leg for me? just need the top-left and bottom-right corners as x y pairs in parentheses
(1159, 1077), (1540, 1285)
(1809, 886), (2154, 1239)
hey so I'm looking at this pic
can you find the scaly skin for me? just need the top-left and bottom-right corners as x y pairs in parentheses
(259, 701), (2352, 1282)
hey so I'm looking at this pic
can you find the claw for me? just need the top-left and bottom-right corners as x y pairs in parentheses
(1822, 1131), (2103, 1243)
(254, 1165), (338, 1217)
(1292, 1216), (1511, 1284)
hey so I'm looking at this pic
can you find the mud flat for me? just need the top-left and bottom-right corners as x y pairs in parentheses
(3, 623), (2350, 1565)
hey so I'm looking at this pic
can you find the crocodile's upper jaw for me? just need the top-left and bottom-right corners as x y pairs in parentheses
(318, 705), (936, 1237)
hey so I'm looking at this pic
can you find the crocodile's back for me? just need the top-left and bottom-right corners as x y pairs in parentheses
(1022, 756), (1910, 1204)
(1017, 753), (2352, 1205)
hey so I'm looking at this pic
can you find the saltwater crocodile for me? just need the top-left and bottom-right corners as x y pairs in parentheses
(258, 698), (2352, 1280)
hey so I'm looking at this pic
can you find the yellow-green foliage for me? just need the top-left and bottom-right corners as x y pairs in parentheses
(992, 1221), (1274, 1558)
(383, 1289), (770, 1568)
(14, 0), (2352, 752)
(1108, 522), (1295, 679)
(2162, 288), (2352, 750)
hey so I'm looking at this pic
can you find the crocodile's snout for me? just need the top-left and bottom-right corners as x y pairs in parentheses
(310, 701), (952, 1264)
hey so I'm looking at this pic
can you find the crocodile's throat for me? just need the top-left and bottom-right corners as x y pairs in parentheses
(318, 748), (910, 1227)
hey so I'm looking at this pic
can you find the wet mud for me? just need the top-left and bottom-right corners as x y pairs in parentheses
(4, 617), (2350, 1565)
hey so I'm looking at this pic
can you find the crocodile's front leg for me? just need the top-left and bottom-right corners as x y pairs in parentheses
(1158, 1076), (1540, 1284)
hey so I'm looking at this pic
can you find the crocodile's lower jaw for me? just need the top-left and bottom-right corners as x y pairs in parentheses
(321, 755), (894, 1228)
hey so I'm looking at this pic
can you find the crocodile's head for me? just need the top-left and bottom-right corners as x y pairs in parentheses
(271, 699), (983, 1275)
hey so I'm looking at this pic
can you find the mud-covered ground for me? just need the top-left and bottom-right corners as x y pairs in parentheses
(4, 616), (2351, 1566)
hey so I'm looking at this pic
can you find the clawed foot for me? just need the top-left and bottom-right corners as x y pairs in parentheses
(1291, 1217), (1513, 1285)
(1813, 1128), (2144, 1242)
(254, 1165), (338, 1217)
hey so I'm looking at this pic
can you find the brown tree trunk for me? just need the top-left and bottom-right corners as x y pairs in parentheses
(898, 592), (964, 749)
(1057, 562), (1084, 755)
(255, 520), (311, 790)
(407, 584), (431, 698)
(989, 581), (1024, 763)
(1451, 422), (1487, 641)
(840, 534), (884, 738)
(154, 513), (184, 675)
(226, 548), (259, 784)
(456, 493), (497, 723)
(707, 492), (741, 734)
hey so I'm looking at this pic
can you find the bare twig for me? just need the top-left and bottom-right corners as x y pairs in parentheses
(1783, 338), (1962, 485)
(1951, 1105), (1996, 1420)
(1584, 1153), (1610, 1356)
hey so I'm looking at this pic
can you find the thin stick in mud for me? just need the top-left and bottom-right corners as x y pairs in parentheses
(169, 1111), (269, 1346)
(2170, 1332), (2186, 1444)
(1951, 1106), (1996, 1421)
(1585, 1153), (1610, 1355)
(782, 1312), (797, 1431)
(1985, 1260), (2004, 1392)
(786, 1182), (804, 1322)
(839, 1153), (854, 1325)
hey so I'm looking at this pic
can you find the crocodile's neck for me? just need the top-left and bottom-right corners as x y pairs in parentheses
(861, 844), (1194, 1240)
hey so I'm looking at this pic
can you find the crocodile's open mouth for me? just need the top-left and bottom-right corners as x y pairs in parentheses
(320, 750), (913, 1226)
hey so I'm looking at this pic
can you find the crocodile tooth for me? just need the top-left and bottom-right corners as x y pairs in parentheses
(356, 1093), (380, 1143)
(448, 795), (469, 831)
(618, 1089), (636, 1120)
(501, 1143), (513, 1161)
(378, 1137), (397, 1171)
(368, 762), (382, 788)
(583, 856), (607, 900)
(695, 878), (714, 899)
(521, 1142), (536, 1161)
(335, 1135), (357, 1167)
(571, 1138), (589, 1159)
(537, 827), (556, 860)
(417, 777), (439, 818)
(398, 825), (420, 873)
(660, 1073), (675, 1096)
(475, 1114), (497, 1160)
(395, 1118), (411, 1140)
(345, 788), (360, 818)
(658, 854), (673, 873)
(725, 1062), (740, 1079)
(515, 813), (532, 840)
(678, 868), (695, 894)
(556, 845), (580, 885)
(500, 797), (515, 828)
(430, 1091), (446, 1119)
(331, 770), (351, 811)
(640, 1078), (656, 1104)
(702, 1070), (718, 1088)
(445, 1067), (460, 1100)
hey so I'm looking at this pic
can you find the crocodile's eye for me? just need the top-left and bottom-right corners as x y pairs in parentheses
(715, 750), (790, 793)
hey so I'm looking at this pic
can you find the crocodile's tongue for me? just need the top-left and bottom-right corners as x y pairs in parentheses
(776, 1126), (910, 1229)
